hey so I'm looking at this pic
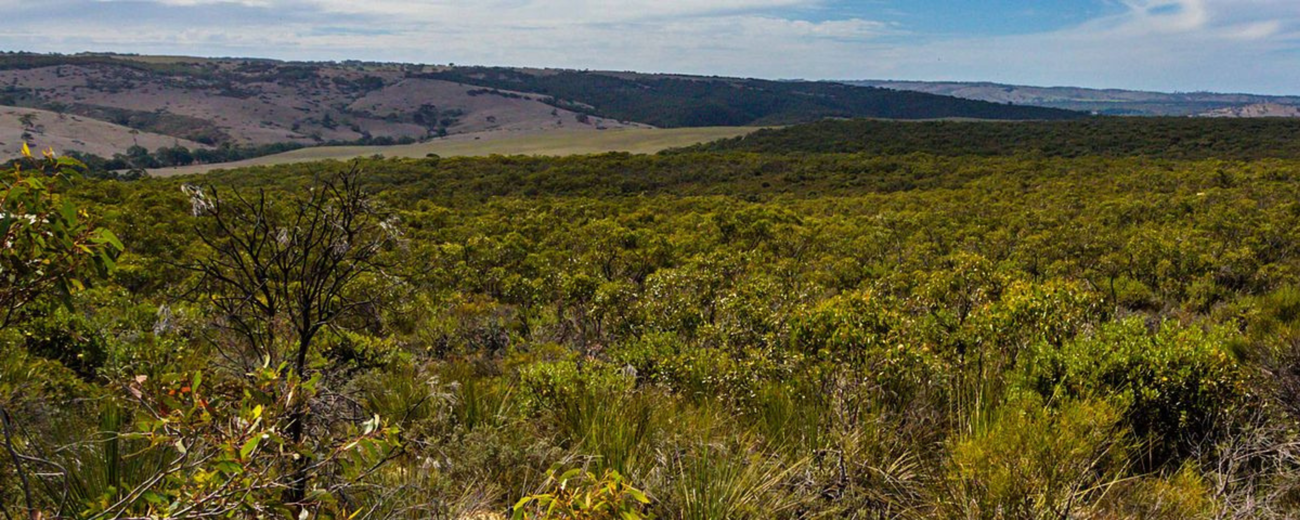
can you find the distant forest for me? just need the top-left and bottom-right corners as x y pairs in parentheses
(420, 67), (1085, 127)
(681, 117), (1300, 160)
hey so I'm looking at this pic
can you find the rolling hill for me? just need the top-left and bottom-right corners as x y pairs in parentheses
(849, 80), (1300, 117)
(418, 67), (1083, 127)
(0, 52), (1083, 168)
(1199, 103), (1300, 118)
(0, 105), (207, 158)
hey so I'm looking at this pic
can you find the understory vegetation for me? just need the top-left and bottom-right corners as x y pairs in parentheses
(7, 119), (1300, 518)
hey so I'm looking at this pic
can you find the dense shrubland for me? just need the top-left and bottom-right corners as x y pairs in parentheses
(7, 121), (1300, 518)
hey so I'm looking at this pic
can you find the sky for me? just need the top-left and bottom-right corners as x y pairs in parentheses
(3, 0), (1299, 95)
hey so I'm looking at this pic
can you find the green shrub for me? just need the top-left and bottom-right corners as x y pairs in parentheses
(516, 359), (634, 413)
(1017, 318), (1247, 464)
(942, 395), (1130, 520)
(20, 303), (110, 379)
(512, 467), (651, 520)
(790, 290), (941, 410)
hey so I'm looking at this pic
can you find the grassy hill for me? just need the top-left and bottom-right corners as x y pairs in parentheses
(0, 53), (638, 158)
(0, 52), (1082, 170)
(0, 105), (208, 158)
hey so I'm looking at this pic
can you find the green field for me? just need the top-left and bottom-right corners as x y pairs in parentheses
(153, 127), (763, 176)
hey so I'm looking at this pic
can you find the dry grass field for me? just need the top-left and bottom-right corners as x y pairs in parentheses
(151, 126), (762, 176)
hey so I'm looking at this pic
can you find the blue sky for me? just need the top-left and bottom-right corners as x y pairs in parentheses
(3, 0), (1299, 94)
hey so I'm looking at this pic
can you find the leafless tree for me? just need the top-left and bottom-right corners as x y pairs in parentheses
(184, 166), (401, 508)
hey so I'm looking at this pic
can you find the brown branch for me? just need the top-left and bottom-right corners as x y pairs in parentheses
(0, 406), (36, 520)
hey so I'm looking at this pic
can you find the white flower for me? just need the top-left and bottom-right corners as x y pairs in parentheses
(0, 212), (38, 225)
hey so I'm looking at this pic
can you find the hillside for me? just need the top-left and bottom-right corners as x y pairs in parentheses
(420, 67), (1083, 127)
(1199, 103), (1300, 118)
(0, 105), (207, 158)
(680, 117), (1300, 160)
(0, 54), (634, 151)
(0, 52), (1082, 167)
(849, 80), (1300, 116)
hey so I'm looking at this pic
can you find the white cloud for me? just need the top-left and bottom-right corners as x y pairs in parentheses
(134, 0), (820, 24)
(3, 0), (891, 79)
(860, 0), (1300, 94)
(4, 0), (1300, 94)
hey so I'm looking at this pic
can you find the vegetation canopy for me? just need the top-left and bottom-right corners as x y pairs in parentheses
(6, 118), (1300, 518)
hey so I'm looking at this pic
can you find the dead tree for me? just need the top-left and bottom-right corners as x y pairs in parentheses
(185, 166), (400, 509)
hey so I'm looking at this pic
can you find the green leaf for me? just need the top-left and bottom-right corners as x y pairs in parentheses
(240, 435), (263, 460)
(98, 229), (124, 251)
(511, 497), (534, 520)
(626, 488), (649, 504)
(559, 468), (583, 483)
(60, 198), (77, 223)
(57, 156), (87, 170)
(142, 491), (169, 506)
(214, 461), (243, 475)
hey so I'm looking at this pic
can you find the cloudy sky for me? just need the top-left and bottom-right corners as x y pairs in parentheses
(4, 0), (1299, 94)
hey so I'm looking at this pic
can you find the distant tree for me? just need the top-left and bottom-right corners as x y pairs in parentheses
(125, 144), (158, 169)
(155, 144), (193, 167)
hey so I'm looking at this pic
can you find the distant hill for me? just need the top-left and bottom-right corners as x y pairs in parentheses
(0, 105), (207, 159)
(677, 117), (1300, 160)
(419, 67), (1083, 127)
(0, 52), (1083, 166)
(0, 53), (636, 151)
(1199, 103), (1300, 118)
(848, 80), (1300, 117)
